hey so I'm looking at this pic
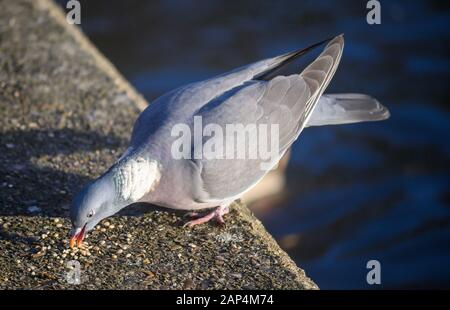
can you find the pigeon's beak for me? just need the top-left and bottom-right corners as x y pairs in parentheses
(69, 224), (86, 248)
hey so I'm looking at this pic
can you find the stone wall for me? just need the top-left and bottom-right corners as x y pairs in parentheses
(0, 0), (317, 289)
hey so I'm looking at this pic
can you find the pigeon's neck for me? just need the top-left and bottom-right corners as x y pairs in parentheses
(108, 154), (162, 204)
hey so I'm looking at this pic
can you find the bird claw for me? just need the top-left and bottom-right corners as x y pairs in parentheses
(183, 211), (200, 218)
(215, 214), (225, 226)
(183, 205), (229, 228)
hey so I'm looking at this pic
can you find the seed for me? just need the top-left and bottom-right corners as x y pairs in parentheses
(100, 228), (106, 232)
(112, 254), (117, 259)
(103, 221), (110, 227)
(117, 249), (123, 254)
(54, 218), (60, 223)
(125, 253), (131, 258)
(143, 270), (155, 278)
(56, 224), (62, 228)
(109, 225), (115, 229)
(31, 252), (44, 259)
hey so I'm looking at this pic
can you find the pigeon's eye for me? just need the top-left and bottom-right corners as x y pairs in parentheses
(87, 210), (94, 218)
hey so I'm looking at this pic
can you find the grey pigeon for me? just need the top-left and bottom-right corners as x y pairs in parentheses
(70, 34), (389, 247)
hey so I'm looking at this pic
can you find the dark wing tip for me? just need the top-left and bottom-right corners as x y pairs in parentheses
(255, 34), (344, 81)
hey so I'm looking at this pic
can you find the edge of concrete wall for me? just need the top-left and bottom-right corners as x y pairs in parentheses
(34, 0), (148, 112)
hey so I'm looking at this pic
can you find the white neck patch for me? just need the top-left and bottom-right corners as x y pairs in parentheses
(112, 156), (161, 202)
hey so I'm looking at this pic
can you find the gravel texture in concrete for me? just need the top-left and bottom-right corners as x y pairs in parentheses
(0, 0), (317, 289)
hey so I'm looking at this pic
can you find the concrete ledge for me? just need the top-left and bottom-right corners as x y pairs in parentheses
(0, 0), (317, 289)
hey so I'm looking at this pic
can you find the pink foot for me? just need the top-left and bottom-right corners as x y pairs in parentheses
(184, 211), (200, 218)
(183, 205), (230, 227)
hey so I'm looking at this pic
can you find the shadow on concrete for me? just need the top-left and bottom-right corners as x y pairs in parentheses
(0, 128), (122, 217)
(0, 128), (192, 221)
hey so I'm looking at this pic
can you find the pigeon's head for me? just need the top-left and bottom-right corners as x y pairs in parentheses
(69, 156), (161, 248)
(69, 176), (116, 248)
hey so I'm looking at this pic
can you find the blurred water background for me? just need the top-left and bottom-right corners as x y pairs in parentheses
(58, 0), (450, 288)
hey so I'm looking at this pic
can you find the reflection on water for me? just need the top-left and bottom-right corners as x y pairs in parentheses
(65, 0), (450, 288)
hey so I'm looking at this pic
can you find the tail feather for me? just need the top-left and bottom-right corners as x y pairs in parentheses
(306, 93), (390, 127)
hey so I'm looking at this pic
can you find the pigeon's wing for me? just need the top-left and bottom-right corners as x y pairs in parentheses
(190, 35), (344, 202)
(130, 36), (338, 147)
(177, 35), (337, 108)
(306, 93), (390, 126)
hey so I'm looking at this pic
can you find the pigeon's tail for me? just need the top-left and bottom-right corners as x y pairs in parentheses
(306, 93), (390, 127)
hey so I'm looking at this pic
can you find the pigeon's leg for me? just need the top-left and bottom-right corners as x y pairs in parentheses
(183, 205), (230, 227)
(184, 211), (200, 218)
(214, 205), (230, 225)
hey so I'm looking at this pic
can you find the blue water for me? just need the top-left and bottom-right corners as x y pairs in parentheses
(63, 0), (450, 288)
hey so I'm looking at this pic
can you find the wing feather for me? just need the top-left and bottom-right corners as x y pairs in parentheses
(190, 35), (345, 202)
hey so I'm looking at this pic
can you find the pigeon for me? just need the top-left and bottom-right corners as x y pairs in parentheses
(69, 34), (389, 248)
